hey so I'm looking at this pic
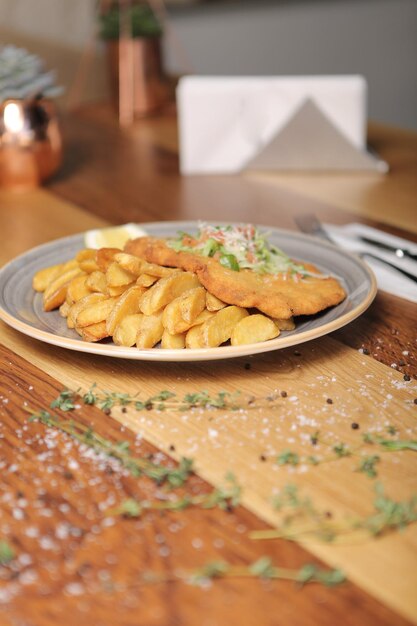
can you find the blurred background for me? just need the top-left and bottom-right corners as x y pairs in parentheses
(1, 0), (416, 129)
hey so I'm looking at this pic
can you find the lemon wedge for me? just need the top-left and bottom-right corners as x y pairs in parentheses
(84, 223), (147, 249)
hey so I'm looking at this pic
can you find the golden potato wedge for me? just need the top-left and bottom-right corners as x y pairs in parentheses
(67, 293), (107, 329)
(140, 262), (180, 279)
(231, 314), (280, 346)
(79, 321), (109, 343)
(185, 324), (205, 349)
(33, 263), (65, 292)
(86, 271), (107, 294)
(179, 286), (206, 324)
(140, 272), (200, 316)
(76, 296), (118, 328)
(106, 285), (145, 335)
(78, 258), (99, 273)
(161, 329), (186, 349)
(136, 273), (158, 288)
(162, 287), (206, 334)
(106, 262), (137, 287)
(59, 301), (71, 318)
(114, 252), (144, 276)
(206, 292), (227, 312)
(190, 309), (216, 327)
(136, 312), (164, 349)
(66, 274), (91, 304)
(107, 284), (133, 297)
(75, 249), (95, 263)
(96, 248), (121, 272)
(76, 249), (99, 273)
(273, 317), (296, 331)
(200, 306), (249, 348)
(43, 268), (84, 312)
(113, 314), (144, 347)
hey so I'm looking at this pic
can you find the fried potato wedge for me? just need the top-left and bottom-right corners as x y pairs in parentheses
(96, 248), (121, 272)
(113, 252), (144, 276)
(140, 272), (200, 316)
(161, 329), (186, 349)
(78, 321), (109, 343)
(76, 296), (118, 328)
(206, 292), (227, 312)
(106, 262), (137, 287)
(185, 324), (204, 349)
(179, 286), (206, 324)
(76, 249), (99, 273)
(162, 287), (206, 334)
(106, 285), (145, 336)
(136, 273), (158, 288)
(59, 301), (71, 318)
(113, 314), (144, 347)
(33, 263), (66, 292)
(85, 271), (107, 294)
(136, 312), (164, 349)
(66, 275), (92, 304)
(140, 261), (180, 279)
(273, 317), (296, 331)
(43, 268), (84, 312)
(200, 306), (249, 348)
(231, 314), (280, 346)
(107, 284), (132, 297)
(67, 293), (107, 329)
(190, 309), (216, 327)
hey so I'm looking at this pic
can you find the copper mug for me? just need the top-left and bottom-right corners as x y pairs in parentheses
(0, 97), (62, 191)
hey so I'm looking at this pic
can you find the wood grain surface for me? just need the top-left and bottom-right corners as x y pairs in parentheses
(0, 343), (410, 626)
(1, 107), (416, 626)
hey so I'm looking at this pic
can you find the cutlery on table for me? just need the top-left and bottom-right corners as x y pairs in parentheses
(357, 235), (417, 261)
(294, 214), (417, 284)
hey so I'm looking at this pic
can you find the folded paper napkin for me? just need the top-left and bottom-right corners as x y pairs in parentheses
(325, 223), (417, 304)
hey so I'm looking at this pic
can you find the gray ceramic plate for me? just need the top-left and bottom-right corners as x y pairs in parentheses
(0, 221), (377, 361)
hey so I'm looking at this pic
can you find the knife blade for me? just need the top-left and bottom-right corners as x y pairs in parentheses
(358, 235), (417, 261)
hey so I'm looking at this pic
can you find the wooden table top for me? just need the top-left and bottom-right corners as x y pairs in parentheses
(0, 104), (416, 626)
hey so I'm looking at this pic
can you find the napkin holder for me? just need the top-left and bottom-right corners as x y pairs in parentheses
(244, 98), (387, 172)
(177, 76), (388, 175)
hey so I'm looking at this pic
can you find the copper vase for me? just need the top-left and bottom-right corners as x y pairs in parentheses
(0, 97), (63, 191)
(107, 37), (167, 119)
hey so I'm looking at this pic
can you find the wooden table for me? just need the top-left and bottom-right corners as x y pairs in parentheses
(0, 104), (416, 626)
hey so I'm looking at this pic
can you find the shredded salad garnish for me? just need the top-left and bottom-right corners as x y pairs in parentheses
(168, 223), (326, 278)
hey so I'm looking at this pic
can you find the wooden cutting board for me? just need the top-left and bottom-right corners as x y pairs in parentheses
(1, 189), (416, 622)
(1, 321), (416, 623)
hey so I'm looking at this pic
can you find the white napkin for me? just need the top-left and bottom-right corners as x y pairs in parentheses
(324, 223), (417, 303)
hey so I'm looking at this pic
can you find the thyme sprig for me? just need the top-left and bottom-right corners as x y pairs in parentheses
(275, 429), (417, 478)
(137, 557), (345, 587)
(107, 472), (241, 518)
(50, 385), (284, 414)
(251, 483), (417, 543)
(26, 408), (194, 488)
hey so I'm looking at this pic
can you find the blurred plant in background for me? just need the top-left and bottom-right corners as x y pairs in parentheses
(0, 46), (63, 103)
(98, 1), (163, 40)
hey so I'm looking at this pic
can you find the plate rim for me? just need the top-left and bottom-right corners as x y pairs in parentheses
(0, 222), (378, 362)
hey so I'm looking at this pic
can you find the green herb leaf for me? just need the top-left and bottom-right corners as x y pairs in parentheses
(50, 389), (76, 412)
(277, 450), (299, 466)
(249, 556), (276, 579)
(356, 455), (380, 478)
(0, 540), (15, 565)
(219, 254), (240, 271)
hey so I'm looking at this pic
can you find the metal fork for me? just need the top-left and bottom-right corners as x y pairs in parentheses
(294, 214), (417, 284)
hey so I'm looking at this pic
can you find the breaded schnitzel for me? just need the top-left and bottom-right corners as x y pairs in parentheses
(124, 231), (346, 319)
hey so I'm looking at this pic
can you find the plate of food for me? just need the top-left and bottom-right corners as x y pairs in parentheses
(0, 221), (377, 361)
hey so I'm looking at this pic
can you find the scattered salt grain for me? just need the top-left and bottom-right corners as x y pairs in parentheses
(64, 582), (85, 596)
